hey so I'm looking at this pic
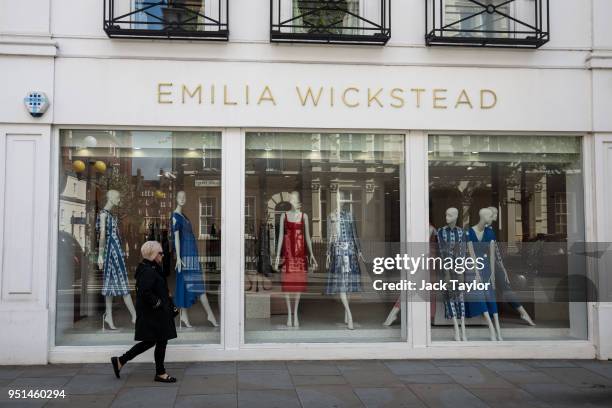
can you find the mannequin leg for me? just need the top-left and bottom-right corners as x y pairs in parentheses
(383, 305), (400, 326)
(103, 296), (117, 330)
(339, 293), (354, 330)
(293, 294), (301, 327)
(285, 294), (293, 327)
(460, 317), (467, 341)
(452, 317), (460, 341)
(515, 305), (536, 326)
(482, 313), (496, 341)
(179, 308), (192, 328)
(199, 294), (219, 327)
(122, 294), (137, 324)
(493, 313), (503, 341)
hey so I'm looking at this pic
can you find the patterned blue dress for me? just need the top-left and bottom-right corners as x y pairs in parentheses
(172, 212), (205, 308)
(437, 226), (466, 319)
(96, 209), (130, 296)
(465, 227), (498, 317)
(325, 210), (362, 294)
(488, 226), (521, 309)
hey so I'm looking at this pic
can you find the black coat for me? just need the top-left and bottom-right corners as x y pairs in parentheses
(134, 259), (177, 342)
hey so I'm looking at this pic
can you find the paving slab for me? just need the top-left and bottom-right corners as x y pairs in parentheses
(44, 394), (115, 408)
(518, 383), (597, 407)
(291, 375), (347, 386)
(353, 387), (426, 408)
(110, 386), (178, 408)
(287, 361), (341, 376)
(178, 374), (237, 395)
(479, 361), (534, 373)
(184, 362), (236, 375)
(0, 367), (25, 380)
(63, 374), (125, 395)
(537, 367), (612, 388)
(336, 361), (387, 372)
(398, 374), (455, 384)
(237, 389), (301, 408)
(468, 387), (550, 408)
(174, 393), (237, 408)
(439, 365), (515, 389)
(383, 361), (442, 376)
(342, 368), (404, 387)
(495, 370), (559, 385)
(18, 366), (80, 378)
(575, 361), (612, 380)
(296, 385), (364, 408)
(236, 361), (287, 371)
(408, 383), (489, 408)
(526, 360), (577, 368)
(237, 370), (293, 390)
(123, 369), (185, 388)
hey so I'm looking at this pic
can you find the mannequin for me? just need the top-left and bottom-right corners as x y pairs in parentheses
(465, 208), (502, 341)
(274, 191), (317, 327)
(172, 191), (218, 328)
(437, 208), (467, 341)
(325, 205), (365, 330)
(97, 190), (136, 330)
(487, 206), (536, 326)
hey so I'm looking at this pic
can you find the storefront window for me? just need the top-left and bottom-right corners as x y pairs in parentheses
(245, 132), (405, 343)
(56, 130), (221, 345)
(428, 135), (587, 341)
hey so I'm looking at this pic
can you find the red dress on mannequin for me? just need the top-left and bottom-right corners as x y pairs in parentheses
(281, 212), (307, 292)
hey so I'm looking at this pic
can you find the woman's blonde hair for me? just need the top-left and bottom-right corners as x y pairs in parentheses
(141, 241), (162, 261)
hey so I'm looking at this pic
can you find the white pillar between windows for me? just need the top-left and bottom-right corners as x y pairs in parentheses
(407, 130), (430, 348)
(221, 128), (245, 350)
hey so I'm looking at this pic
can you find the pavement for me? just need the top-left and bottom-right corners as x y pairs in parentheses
(0, 359), (611, 407)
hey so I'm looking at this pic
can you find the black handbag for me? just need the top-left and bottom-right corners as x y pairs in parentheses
(169, 297), (179, 317)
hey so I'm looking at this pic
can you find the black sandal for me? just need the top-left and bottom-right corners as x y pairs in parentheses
(154, 374), (177, 383)
(111, 357), (121, 379)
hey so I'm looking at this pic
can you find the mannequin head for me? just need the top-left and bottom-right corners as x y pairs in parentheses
(478, 208), (494, 226)
(176, 191), (187, 206)
(487, 206), (498, 223)
(106, 190), (121, 207)
(289, 191), (301, 210)
(445, 207), (459, 226)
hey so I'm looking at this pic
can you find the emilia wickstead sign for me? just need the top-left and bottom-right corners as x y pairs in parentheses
(53, 59), (590, 130)
(157, 83), (498, 110)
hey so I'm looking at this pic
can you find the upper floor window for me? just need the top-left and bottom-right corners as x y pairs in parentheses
(271, 0), (391, 45)
(425, 0), (550, 48)
(104, 0), (229, 40)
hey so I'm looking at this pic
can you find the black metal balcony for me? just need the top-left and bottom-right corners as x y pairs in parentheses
(426, 0), (549, 48)
(103, 0), (228, 40)
(270, 0), (391, 45)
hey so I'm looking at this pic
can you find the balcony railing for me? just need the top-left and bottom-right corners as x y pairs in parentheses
(103, 0), (228, 40)
(270, 0), (391, 45)
(426, 0), (549, 48)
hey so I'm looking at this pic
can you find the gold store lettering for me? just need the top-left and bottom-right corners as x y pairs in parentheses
(158, 83), (498, 110)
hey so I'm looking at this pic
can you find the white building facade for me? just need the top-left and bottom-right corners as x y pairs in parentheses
(1, 0), (611, 365)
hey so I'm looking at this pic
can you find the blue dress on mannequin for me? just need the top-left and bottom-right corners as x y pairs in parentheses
(96, 209), (130, 296)
(465, 226), (498, 318)
(172, 212), (206, 308)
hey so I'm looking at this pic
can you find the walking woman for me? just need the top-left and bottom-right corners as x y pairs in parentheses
(111, 241), (178, 382)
